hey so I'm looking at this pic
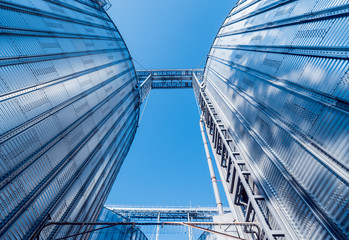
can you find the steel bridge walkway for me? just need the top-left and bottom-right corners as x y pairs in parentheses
(105, 206), (230, 222)
(136, 69), (203, 103)
(105, 206), (241, 240)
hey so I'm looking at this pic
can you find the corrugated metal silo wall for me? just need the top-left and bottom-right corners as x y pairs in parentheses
(0, 0), (139, 239)
(204, 0), (348, 239)
(89, 207), (148, 240)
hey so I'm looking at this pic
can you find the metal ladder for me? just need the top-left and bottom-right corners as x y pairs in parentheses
(194, 74), (286, 240)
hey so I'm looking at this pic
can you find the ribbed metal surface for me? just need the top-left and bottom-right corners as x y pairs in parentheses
(204, 0), (349, 239)
(0, 1), (139, 239)
(89, 207), (148, 240)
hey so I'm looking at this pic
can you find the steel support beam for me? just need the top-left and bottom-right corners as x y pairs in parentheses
(156, 213), (160, 240)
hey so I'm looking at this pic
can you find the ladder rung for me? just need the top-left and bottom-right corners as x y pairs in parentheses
(253, 195), (264, 200)
(271, 231), (285, 237)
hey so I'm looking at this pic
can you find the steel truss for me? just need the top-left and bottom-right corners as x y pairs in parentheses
(105, 206), (230, 221)
(192, 73), (287, 240)
(136, 69), (204, 103)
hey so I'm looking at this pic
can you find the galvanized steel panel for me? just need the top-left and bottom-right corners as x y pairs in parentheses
(205, 0), (349, 239)
(0, 0), (139, 239)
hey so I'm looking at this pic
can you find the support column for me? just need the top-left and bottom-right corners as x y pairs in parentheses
(200, 117), (224, 215)
(155, 212), (160, 240)
(187, 213), (193, 240)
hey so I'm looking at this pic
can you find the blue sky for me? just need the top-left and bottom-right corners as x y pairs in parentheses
(107, 0), (235, 69)
(106, 89), (215, 206)
(105, 0), (236, 208)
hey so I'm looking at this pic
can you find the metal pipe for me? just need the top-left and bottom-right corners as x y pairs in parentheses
(199, 118), (224, 215)
(34, 221), (257, 240)
(187, 213), (193, 240)
(155, 212), (160, 240)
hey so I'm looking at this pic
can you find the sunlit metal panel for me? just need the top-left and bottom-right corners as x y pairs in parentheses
(0, 0), (139, 239)
(204, 0), (349, 239)
(88, 207), (148, 240)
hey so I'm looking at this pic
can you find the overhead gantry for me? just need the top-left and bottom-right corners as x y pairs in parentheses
(135, 69), (286, 240)
(136, 69), (204, 103)
(106, 206), (245, 240)
(105, 206), (229, 221)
